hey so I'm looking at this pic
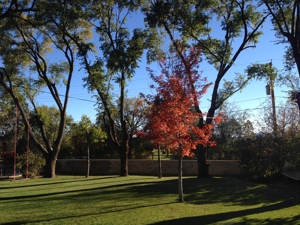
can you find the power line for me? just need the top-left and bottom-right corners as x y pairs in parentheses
(130, 58), (284, 82)
(7, 57), (289, 109)
(37, 88), (291, 109)
(38, 90), (97, 103)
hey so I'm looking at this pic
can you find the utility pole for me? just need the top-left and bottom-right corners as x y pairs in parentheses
(268, 60), (278, 135)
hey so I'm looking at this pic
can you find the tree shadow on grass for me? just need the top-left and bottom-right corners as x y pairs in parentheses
(118, 176), (298, 207)
(185, 178), (261, 205)
(0, 175), (118, 189)
(4, 176), (294, 206)
(0, 180), (156, 202)
(69, 176), (299, 213)
(1, 176), (299, 224)
(149, 200), (300, 225)
(184, 176), (300, 206)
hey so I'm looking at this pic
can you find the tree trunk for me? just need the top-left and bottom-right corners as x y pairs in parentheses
(120, 142), (129, 176)
(44, 154), (57, 178)
(86, 143), (90, 178)
(158, 145), (162, 178)
(178, 151), (184, 202)
(290, 38), (300, 76)
(128, 134), (133, 159)
(128, 147), (132, 159)
(195, 146), (210, 178)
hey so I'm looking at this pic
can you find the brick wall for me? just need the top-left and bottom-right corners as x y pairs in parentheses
(56, 159), (241, 176)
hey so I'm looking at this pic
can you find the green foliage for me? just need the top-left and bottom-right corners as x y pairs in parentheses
(215, 74), (250, 109)
(283, 45), (296, 72)
(31, 106), (74, 144)
(246, 63), (278, 82)
(0, 116), (15, 155)
(16, 151), (46, 178)
(235, 136), (289, 181)
(47, 62), (69, 86)
(146, 0), (265, 67)
(130, 137), (154, 159)
(95, 139), (120, 158)
(91, 1), (162, 80)
(69, 115), (106, 158)
(210, 118), (243, 160)
(78, 115), (106, 141)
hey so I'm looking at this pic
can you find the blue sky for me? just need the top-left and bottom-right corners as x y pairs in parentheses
(38, 13), (293, 124)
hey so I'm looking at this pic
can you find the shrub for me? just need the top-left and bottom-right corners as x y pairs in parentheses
(235, 136), (288, 181)
(16, 151), (45, 178)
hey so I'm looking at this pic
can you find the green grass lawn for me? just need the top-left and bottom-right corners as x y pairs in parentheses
(0, 175), (299, 225)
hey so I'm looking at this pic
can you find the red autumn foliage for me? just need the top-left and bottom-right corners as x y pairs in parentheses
(140, 46), (217, 157)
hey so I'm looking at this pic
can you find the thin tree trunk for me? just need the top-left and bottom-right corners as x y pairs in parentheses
(86, 143), (90, 178)
(158, 145), (162, 178)
(178, 151), (184, 202)
(120, 71), (129, 177)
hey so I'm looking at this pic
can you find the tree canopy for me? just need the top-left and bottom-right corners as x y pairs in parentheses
(261, 0), (300, 74)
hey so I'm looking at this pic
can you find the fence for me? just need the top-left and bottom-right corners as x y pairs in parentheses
(56, 159), (241, 176)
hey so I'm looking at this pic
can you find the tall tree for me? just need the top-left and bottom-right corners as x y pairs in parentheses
(72, 115), (106, 178)
(261, 0), (300, 74)
(0, 0), (92, 177)
(144, 0), (268, 177)
(75, 1), (161, 176)
(140, 46), (216, 202)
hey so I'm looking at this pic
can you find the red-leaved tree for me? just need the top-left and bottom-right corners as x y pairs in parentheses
(140, 46), (218, 202)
